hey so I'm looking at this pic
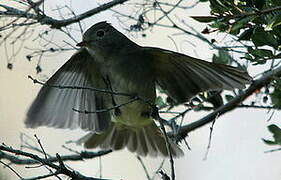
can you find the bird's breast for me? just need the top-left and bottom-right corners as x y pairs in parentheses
(104, 62), (156, 128)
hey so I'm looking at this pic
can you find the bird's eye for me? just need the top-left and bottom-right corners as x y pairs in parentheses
(96, 30), (105, 38)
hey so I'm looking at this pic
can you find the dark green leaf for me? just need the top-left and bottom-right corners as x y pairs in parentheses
(243, 0), (254, 7)
(270, 87), (281, 108)
(242, 52), (267, 64)
(212, 50), (231, 64)
(267, 14), (281, 29)
(155, 96), (166, 108)
(263, 124), (281, 146)
(272, 26), (281, 38)
(272, 0), (281, 6)
(209, 0), (231, 14)
(190, 16), (217, 23)
(218, 49), (231, 64)
(252, 27), (278, 48)
(268, 124), (281, 144)
(238, 28), (254, 41)
(210, 20), (229, 32)
(213, 54), (219, 63)
(268, 124), (281, 134)
(247, 47), (273, 58)
(206, 91), (223, 108)
(262, 138), (278, 145)
(225, 94), (234, 101)
(252, 16), (267, 25)
(254, 0), (265, 10)
(242, 53), (254, 60)
(230, 17), (253, 35)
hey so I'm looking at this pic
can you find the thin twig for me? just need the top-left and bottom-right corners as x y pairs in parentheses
(136, 156), (151, 180)
(222, 6), (281, 20)
(0, 148), (112, 165)
(0, 144), (113, 180)
(0, 160), (23, 179)
(171, 65), (281, 141)
(28, 75), (132, 97)
(152, 159), (165, 180)
(73, 96), (140, 114)
(34, 135), (48, 160)
(264, 148), (281, 153)
(153, 106), (175, 180)
(0, 0), (130, 29)
(203, 114), (218, 160)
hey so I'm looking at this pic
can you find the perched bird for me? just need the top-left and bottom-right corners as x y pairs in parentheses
(25, 21), (252, 157)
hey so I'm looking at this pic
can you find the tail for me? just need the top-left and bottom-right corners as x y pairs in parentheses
(77, 122), (183, 157)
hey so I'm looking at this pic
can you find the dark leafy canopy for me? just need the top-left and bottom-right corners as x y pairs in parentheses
(192, 0), (281, 148)
(192, 0), (281, 65)
(210, 0), (281, 48)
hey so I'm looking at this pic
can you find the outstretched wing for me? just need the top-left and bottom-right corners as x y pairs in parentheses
(25, 48), (110, 132)
(145, 47), (252, 104)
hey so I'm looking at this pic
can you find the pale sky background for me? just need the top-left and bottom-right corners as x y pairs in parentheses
(0, 0), (281, 180)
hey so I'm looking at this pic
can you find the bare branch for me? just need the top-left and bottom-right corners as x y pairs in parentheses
(264, 148), (281, 153)
(27, 75), (133, 97)
(223, 6), (281, 20)
(136, 156), (152, 180)
(73, 96), (140, 114)
(203, 115), (218, 160)
(152, 107), (175, 180)
(0, 144), (113, 180)
(0, 160), (23, 179)
(0, 0), (131, 29)
(0, 147), (111, 165)
(173, 65), (281, 141)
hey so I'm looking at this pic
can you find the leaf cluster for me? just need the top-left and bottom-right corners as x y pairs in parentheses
(263, 124), (281, 146)
(193, 0), (281, 147)
(193, 0), (281, 65)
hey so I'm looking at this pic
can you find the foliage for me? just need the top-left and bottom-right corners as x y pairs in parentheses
(191, 0), (281, 146)
(263, 124), (281, 145)
(193, 0), (281, 63)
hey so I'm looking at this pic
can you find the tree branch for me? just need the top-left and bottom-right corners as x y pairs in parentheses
(0, 144), (113, 180)
(173, 66), (281, 141)
(0, 149), (111, 165)
(194, 104), (281, 111)
(28, 75), (133, 97)
(0, 0), (130, 29)
(225, 6), (281, 20)
(49, 0), (129, 28)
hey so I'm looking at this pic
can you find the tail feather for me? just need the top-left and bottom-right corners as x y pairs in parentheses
(136, 130), (149, 156)
(78, 122), (183, 157)
(143, 128), (158, 156)
(112, 128), (128, 150)
(127, 131), (137, 152)
(101, 126), (116, 149)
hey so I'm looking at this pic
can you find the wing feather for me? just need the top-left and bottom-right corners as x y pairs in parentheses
(25, 48), (110, 132)
(145, 47), (252, 103)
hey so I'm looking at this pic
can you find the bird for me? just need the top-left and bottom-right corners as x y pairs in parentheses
(25, 21), (252, 157)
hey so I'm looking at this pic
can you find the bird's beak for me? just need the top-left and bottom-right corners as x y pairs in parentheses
(76, 41), (87, 47)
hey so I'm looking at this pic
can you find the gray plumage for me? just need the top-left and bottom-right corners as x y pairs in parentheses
(25, 49), (110, 132)
(25, 21), (252, 157)
(78, 121), (183, 157)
